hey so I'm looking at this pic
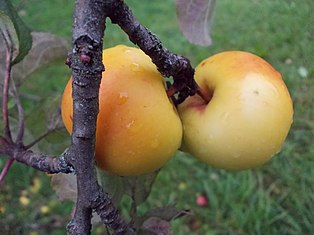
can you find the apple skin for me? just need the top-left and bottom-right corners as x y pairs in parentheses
(178, 51), (293, 170)
(61, 45), (182, 176)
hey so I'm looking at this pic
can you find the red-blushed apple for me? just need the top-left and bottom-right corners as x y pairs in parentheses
(178, 51), (293, 170)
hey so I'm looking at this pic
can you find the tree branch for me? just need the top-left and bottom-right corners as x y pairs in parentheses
(109, 0), (209, 105)
(0, 137), (73, 174)
(13, 149), (73, 174)
(65, 0), (133, 234)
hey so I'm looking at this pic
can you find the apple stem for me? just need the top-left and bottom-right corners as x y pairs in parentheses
(166, 85), (176, 98)
(166, 84), (211, 105)
(196, 86), (211, 104)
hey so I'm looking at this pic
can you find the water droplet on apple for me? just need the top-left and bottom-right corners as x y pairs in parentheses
(126, 120), (135, 129)
(117, 92), (128, 105)
(221, 112), (230, 121)
(130, 62), (141, 72)
(127, 150), (135, 157)
(151, 139), (159, 148)
(233, 153), (241, 158)
(124, 49), (132, 54)
(127, 122), (142, 134)
(207, 134), (214, 144)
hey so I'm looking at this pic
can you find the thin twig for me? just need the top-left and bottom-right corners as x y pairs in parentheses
(0, 157), (14, 184)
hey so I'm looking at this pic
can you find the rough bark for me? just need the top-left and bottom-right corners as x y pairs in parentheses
(65, 0), (133, 234)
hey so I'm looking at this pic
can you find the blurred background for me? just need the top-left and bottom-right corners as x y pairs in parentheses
(0, 0), (313, 234)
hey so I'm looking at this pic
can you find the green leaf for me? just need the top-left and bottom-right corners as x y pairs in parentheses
(0, 0), (32, 64)
(123, 170), (160, 206)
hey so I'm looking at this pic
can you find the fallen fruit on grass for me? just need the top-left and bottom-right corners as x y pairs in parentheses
(196, 194), (208, 207)
(61, 45), (182, 176)
(178, 51), (293, 170)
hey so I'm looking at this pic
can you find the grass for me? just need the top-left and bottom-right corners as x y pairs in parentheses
(1, 0), (314, 234)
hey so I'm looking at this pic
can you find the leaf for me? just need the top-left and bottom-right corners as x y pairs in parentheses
(0, 31), (68, 87)
(51, 173), (77, 202)
(176, 0), (216, 46)
(123, 170), (159, 206)
(51, 172), (102, 225)
(0, 12), (19, 59)
(141, 217), (172, 235)
(135, 204), (192, 229)
(0, 0), (32, 64)
(0, 115), (34, 149)
(142, 205), (192, 222)
(97, 169), (125, 206)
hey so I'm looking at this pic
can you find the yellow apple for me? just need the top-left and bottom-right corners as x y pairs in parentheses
(61, 45), (182, 176)
(178, 51), (293, 170)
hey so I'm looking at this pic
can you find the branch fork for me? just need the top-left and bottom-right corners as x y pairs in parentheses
(1, 0), (208, 234)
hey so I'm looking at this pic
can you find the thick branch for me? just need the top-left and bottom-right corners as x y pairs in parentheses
(109, 0), (206, 104)
(0, 137), (73, 174)
(66, 0), (133, 234)
(14, 149), (73, 173)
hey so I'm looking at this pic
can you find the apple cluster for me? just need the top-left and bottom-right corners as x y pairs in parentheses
(61, 45), (293, 176)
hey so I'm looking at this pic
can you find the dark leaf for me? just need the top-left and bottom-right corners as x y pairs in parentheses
(123, 170), (159, 205)
(51, 173), (77, 202)
(96, 169), (125, 206)
(176, 0), (215, 46)
(0, 0), (32, 64)
(143, 205), (192, 222)
(0, 32), (68, 87)
(52, 173), (102, 225)
(136, 204), (192, 229)
(141, 217), (172, 235)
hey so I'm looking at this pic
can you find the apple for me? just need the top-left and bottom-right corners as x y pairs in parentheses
(178, 51), (293, 170)
(62, 45), (182, 176)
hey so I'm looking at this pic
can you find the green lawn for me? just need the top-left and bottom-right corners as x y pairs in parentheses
(1, 0), (314, 234)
